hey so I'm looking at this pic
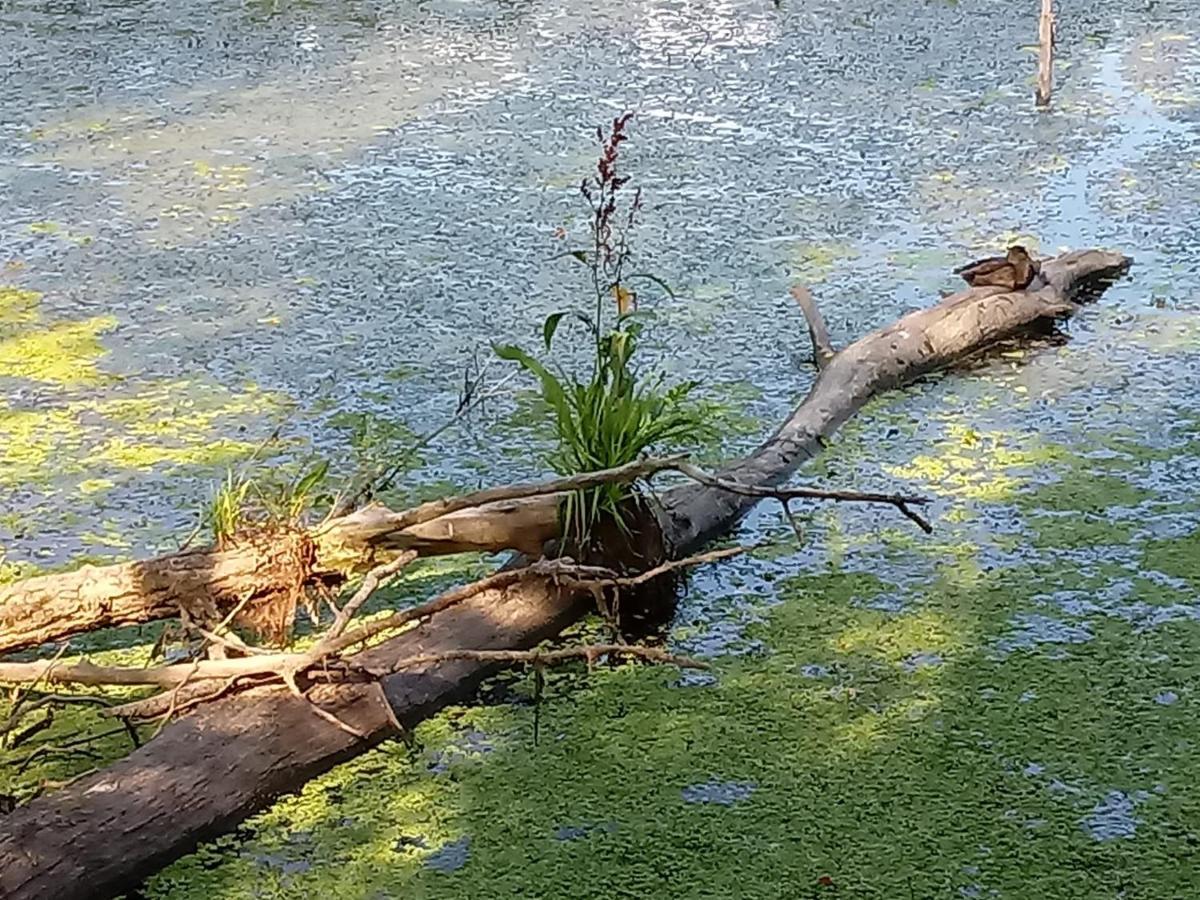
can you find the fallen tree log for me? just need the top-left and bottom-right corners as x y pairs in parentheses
(663, 249), (1128, 549)
(0, 248), (1132, 899)
(0, 467), (645, 655)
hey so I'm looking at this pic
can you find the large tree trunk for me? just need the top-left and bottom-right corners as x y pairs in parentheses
(0, 576), (585, 900)
(0, 249), (1131, 900)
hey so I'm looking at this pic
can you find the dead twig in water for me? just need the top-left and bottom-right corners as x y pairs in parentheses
(672, 461), (934, 533)
(1036, 0), (1055, 107)
(791, 284), (836, 369)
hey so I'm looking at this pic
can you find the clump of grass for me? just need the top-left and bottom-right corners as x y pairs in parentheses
(203, 458), (330, 548)
(495, 114), (713, 552)
(206, 468), (252, 546)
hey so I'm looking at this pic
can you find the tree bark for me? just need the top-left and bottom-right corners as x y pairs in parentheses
(0, 576), (586, 900)
(663, 250), (1126, 549)
(0, 248), (1131, 900)
(0, 456), (690, 656)
(0, 495), (560, 656)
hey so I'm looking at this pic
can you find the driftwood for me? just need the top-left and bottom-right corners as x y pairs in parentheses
(662, 249), (1127, 549)
(0, 248), (1131, 900)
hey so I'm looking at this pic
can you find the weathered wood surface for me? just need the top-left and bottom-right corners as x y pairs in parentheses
(0, 575), (584, 899)
(0, 496), (560, 656)
(663, 249), (1128, 549)
(0, 248), (1131, 900)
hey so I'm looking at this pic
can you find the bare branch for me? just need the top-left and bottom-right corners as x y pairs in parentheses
(323, 454), (687, 542)
(1036, 0), (1054, 107)
(13, 547), (737, 694)
(107, 674), (274, 723)
(0, 655), (307, 688)
(181, 615), (275, 657)
(569, 545), (747, 587)
(673, 461), (934, 533)
(322, 551), (418, 643)
(2, 694), (111, 745)
(791, 284), (836, 368)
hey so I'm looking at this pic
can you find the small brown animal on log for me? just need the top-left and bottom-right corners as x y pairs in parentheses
(955, 245), (1041, 290)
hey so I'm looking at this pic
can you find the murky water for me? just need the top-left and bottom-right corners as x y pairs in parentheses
(4, 0), (1200, 894)
(3, 0), (1196, 569)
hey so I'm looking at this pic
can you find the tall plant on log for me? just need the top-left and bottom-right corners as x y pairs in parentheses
(495, 113), (712, 552)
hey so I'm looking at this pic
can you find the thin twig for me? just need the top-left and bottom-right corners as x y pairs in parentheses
(298, 693), (366, 740)
(2, 693), (110, 741)
(176, 589), (261, 659)
(781, 499), (805, 543)
(5, 710), (53, 749)
(335, 369), (519, 517)
(183, 616), (275, 657)
(153, 658), (202, 738)
(108, 673), (274, 722)
(6, 643), (68, 720)
(15, 727), (130, 774)
(542, 545), (748, 592)
(321, 552), (418, 643)
(673, 461), (934, 533)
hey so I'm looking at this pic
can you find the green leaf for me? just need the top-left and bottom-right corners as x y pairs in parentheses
(628, 271), (677, 300)
(547, 250), (591, 265)
(616, 309), (656, 326)
(492, 342), (569, 417)
(543, 312), (567, 350)
(293, 460), (329, 499)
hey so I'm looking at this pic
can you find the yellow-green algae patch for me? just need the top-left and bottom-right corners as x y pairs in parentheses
(0, 286), (116, 386)
(884, 423), (1074, 504)
(0, 380), (283, 488)
(0, 287), (41, 327)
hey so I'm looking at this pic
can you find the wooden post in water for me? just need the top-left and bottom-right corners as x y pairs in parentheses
(1036, 0), (1055, 107)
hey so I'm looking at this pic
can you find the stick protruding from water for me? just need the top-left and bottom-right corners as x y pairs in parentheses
(1036, 0), (1055, 107)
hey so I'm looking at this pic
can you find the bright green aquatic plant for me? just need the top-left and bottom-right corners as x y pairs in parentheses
(494, 114), (713, 551)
